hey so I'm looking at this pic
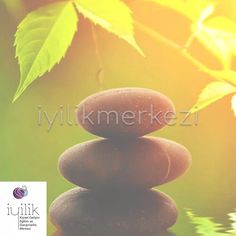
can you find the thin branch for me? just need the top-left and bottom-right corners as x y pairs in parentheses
(135, 20), (236, 87)
(184, 32), (197, 50)
(2, 0), (26, 21)
(134, 21), (181, 51)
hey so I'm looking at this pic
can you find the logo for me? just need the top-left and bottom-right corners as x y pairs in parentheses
(0, 182), (47, 236)
(13, 185), (28, 199)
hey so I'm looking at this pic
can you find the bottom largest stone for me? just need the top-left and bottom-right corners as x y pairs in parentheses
(50, 188), (178, 236)
(53, 229), (174, 236)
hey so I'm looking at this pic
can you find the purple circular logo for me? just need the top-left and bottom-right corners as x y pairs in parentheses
(13, 186), (28, 199)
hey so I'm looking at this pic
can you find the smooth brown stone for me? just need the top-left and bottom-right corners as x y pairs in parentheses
(77, 88), (175, 138)
(59, 137), (191, 190)
(50, 188), (178, 236)
(53, 229), (174, 236)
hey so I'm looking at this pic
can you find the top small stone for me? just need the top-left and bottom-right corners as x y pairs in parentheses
(77, 88), (175, 138)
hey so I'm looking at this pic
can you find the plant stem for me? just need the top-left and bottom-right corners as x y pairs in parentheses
(2, 0), (25, 21)
(134, 21), (181, 51)
(135, 20), (236, 87)
(91, 25), (104, 89)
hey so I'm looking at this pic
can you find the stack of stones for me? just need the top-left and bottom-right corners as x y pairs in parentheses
(50, 88), (191, 236)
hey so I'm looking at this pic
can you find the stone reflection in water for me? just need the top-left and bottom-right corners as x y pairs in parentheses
(50, 188), (177, 236)
(53, 229), (174, 236)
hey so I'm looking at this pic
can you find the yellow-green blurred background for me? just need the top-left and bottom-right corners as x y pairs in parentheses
(0, 0), (236, 235)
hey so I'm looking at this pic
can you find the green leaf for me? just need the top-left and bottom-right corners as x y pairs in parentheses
(147, 0), (216, 21)
(190, 81), (236, 113)
(193, 16), (236, 69)
(74, 0), (143, 55)
(13, 1), (78, 102)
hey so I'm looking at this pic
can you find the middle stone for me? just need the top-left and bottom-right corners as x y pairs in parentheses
(59, 137), (191, 190)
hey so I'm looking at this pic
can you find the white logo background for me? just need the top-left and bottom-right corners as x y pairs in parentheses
(0, 182), (47, 236)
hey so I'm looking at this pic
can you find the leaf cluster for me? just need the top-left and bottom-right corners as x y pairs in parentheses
(12, 0), (236, 116)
